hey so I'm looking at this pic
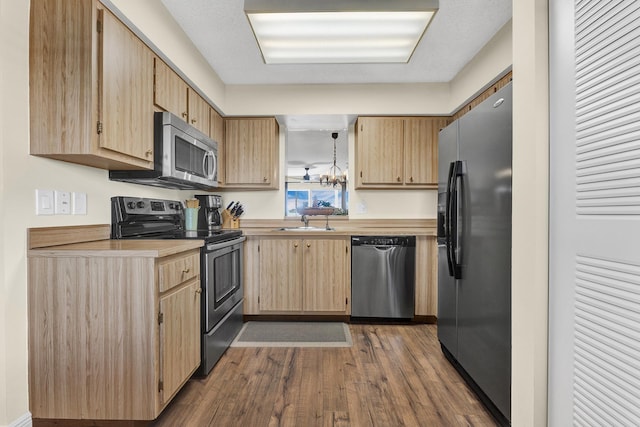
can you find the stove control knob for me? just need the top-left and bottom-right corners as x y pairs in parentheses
(168, 203), (175, 210)
(127, 201), (136, 209)
(136, 201), (145, 209)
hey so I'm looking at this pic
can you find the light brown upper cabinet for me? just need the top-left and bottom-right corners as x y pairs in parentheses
(187, 89), (211, 137)
(404, 117), (450, 185)
(30, 0), (154, 170)
(210, 109), (224, 145)
(154, 58), (213, 137)
(154, 58), (189, 120)
(223, 117), (279, 189)
(210, 109), (225, 183)
(355, 116), (450, 189)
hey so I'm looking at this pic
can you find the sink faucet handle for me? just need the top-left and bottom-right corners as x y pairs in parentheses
(324, 215), (332, 230)
(301, 214), (309, 227)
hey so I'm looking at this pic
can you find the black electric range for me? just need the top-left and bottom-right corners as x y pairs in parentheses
(110, 196), (242, 243)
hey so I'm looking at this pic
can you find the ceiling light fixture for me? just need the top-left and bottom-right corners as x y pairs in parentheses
(244, 0), (439, 64)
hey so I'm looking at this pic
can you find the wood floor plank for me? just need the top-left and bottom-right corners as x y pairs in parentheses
(322, 348), (349, 414)
(268, 348), (302, 427)
(296, 349), (324, 427)
(152, 324), (498, 427)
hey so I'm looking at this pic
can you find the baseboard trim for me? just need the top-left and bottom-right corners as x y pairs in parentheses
(9, 412), (32, 427)
(244, 314), (350, 322)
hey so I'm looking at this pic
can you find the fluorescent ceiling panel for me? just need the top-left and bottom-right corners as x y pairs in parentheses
(244, 1), (438, 64)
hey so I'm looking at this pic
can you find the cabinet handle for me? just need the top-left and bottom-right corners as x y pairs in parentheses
(410, 176), (414, 182)
(195, 288), (202, 295)
(145, 150), (153, 157)
(263, 176), (267, 182)
(182, 267), (190, 274)
(294, 243), (298, 248)
(182, 112), (188, 119)
(306, 243), (311, 248)
(191, 118), (197, 124)
(397, 176), (401, 182)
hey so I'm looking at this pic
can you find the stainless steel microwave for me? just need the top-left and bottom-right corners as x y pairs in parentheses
(109, 112), (218, 190)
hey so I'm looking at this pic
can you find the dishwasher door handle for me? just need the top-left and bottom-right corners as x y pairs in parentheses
(361, 244), (399, 250)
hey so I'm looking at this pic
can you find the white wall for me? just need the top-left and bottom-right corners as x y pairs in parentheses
(0, 1), (516, 425)
(450, 19), (513, 111)
(0, 1), (8, 423)
(512, 0), (549, 425)
(225, 83), (451, 116)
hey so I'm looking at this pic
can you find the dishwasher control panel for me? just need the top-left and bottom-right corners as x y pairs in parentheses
(351, 236), (416, 247)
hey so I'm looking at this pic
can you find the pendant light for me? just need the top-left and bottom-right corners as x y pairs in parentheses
(320, 132), (347, 187)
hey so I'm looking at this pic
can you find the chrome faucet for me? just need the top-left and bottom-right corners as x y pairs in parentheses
(301, 214), (309, 227)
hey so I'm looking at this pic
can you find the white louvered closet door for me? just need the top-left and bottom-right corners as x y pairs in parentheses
(549, 1), (640, 425)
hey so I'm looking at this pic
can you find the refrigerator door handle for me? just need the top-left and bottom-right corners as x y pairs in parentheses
(451, 160), (463, 279)
(445, 161), (456, 277)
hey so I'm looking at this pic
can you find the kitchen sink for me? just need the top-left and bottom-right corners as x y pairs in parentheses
(276, 226), (334, 232)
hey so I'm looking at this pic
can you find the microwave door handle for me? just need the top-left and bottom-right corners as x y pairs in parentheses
(202, 151), (216, 180)
(202, 152), (209, 178)
(208, 151), (217, 181)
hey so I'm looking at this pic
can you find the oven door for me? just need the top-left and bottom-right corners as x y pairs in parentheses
(202, 236), (245, 332)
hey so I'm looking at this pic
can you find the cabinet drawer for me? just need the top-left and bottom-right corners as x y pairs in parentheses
(158, 250), (200, 292)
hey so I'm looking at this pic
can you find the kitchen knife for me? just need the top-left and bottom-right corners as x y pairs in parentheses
(230, 202), (240, 215)
(234, 208), (244, 219)
(226, 201), (234, 210)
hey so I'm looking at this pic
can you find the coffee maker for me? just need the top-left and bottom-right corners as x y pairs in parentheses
(194, 195), (222, 231)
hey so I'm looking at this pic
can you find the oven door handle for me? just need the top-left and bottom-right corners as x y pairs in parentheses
(205, 236), (246, 251)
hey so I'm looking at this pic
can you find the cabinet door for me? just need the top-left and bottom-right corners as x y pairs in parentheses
(187, 89), (211, 137)
(159, 279), (200, 405)
(258, 239), (302, 311)
(210, 109), (224, 144)
(99, 7), (154, 164)
(211, 109), (225, 184)
(224, 118), (279, 188)
(404, 118), (449, 185)
(154, 58), (188, 120)
(356, 117), (404, 186)
(303, 239), (348, 312)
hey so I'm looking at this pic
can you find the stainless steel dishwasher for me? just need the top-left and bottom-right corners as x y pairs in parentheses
(351, 236), (416, 319)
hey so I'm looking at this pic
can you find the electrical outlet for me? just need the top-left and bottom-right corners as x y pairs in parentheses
(72, 192), (87, 215)
(54, 190), (71, 215)
(36, 189), (55, 215)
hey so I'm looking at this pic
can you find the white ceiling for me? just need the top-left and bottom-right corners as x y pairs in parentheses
(159, 0), (512, 85)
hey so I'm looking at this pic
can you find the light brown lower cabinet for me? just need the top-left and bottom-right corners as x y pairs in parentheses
(415, 236), (438, 317)
(253, 237), (350, 314)
(27, 249), (201, 421)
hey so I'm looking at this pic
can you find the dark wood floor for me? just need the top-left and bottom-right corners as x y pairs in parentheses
(152, 324), (497, 427)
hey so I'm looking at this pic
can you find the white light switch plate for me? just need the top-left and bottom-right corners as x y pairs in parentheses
(36, 189), (55, 215)
(72, 192), (87, 215)
(54, 190), (71, 215)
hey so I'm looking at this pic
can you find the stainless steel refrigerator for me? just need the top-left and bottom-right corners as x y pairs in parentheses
(437, 82), (512, 425)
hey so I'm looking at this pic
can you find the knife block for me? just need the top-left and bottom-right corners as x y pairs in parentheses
(221, 209), (240, 229)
